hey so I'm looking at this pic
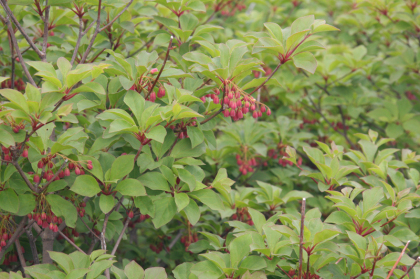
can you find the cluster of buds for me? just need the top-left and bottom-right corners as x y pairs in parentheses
(231, 207), (253, 226)
(236, 154), (258, 175)
(1, 145), (28, 162)
(150, 235), (172, 253)
(76, 201), (87, 217)
(252, 65), (272, 78)
(28, 208), (62, 232)
(299, 117), (319, 129)
(308, 135), (330, 148)
(221, 83), (271, 121)
(290, 271), (320, 279)
(268, 143), (302, 167)
(219, 1), (247, 16)
(331, 121), (349, 131)
(180, 232), (198, 251)
(128, 213), (150, 229)
(2, 251), (20, 266)
(200, 88), (220, 104)
(147, 85), (166, 103)
(406, 91), (416, 101)
(0, 78), (25, 91)
(169, 118), (197, 139)
(0, 216), (15, 252)
(11, 123), (25, 134)
(0, 231), (11, 249)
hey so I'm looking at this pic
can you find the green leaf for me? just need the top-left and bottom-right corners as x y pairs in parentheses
(0, 89), (29, 113)
(291, 15), (314, 34)
(0, 128), (16, 147)
(229, 234), (252, 268)
(46, 195), (77, 228)
(190, 189), (224, 211)
(293, 52), (317, 74)
(144, 267), (167, 279)
(174, 192), (190, 212)
(248, 208), (266, 234)
(16, 194), (36, 216)
(152, 197), (177, 228)
(178, 168), (196, 191)
(183, 199), (200, 225)
(108, 155), (135, 181)
(70, 175), (101, 197)
(115, 179), (146, 197)
(146, 126), (167, 143)
(124, 261), (144, 279)
(138, 172), (170, 191)
(100, 194), (115, 214)
(0, 188), (19, 214)
(264, 22), (283, 42)
(313, 230), (340, 245)
(49, 252), (74, 274)
(186, 126), (204, 148)
(171, 139), (206, 158)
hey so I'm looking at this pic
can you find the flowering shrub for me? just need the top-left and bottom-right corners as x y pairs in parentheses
(0, 0), (420, 278)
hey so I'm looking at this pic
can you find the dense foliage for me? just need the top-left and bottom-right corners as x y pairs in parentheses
(0, 0), (420, 278)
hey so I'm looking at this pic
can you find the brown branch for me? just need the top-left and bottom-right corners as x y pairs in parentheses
(15, 239), (29, 278)
(110, 217), (130, 255)
(26, 225), (40, 265)
(199, 82), (227, 125)
(1, 12), (36, 86)
(99, 0), (134, 32)
(0, 0), (45, 59)
(41, 2), (50, 62)
(127, 37), (154, 58)
(298, 198), (306, 279)
(12, 161), (38, 192)
(385, 241), (410, 279)
(57, 230), (87, 254)
(79, 215), (101, 240)
(250, 62), (282, 95)
(146, 36), (174, 98)
(80, 0), (102, 64)
(39, 160), (68, 193)
(71, 17), (84, 65)
(369, 243), (384, 278)
(400, 256), (420, 279)
(277, 265), (293, 279)
(0, 217), (28, 260)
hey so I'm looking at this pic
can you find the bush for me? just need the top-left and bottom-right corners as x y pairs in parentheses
(0, 0), (420, 278)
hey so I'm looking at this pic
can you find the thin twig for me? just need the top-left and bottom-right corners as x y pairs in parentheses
(80, 0), (102, 64)
(400, 256), (420, 279)
(71, 17), (84, 65)
(146, 36), (174, 98)
(277, 265), (293, 279)
(26, 226), (40, 264)
(1, 12), (36, 86)
(110, 217), (130, 255)
(0, 217), (28, 260)
(250, 62), (282, 95)
(127, 37), (154, 58)
(41, 1), (50, 62)
(0, 0), (45, 59)
(39, 160), (68, 193)
(298, 198), (306, 279)
(99, 0), (134, 32)
(57, 230), (87, 254)
(15, 239), (29, 278)
(79, 215), (101, 240)
(385, 241), (410, 279)
(11, 161), (37, 192)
